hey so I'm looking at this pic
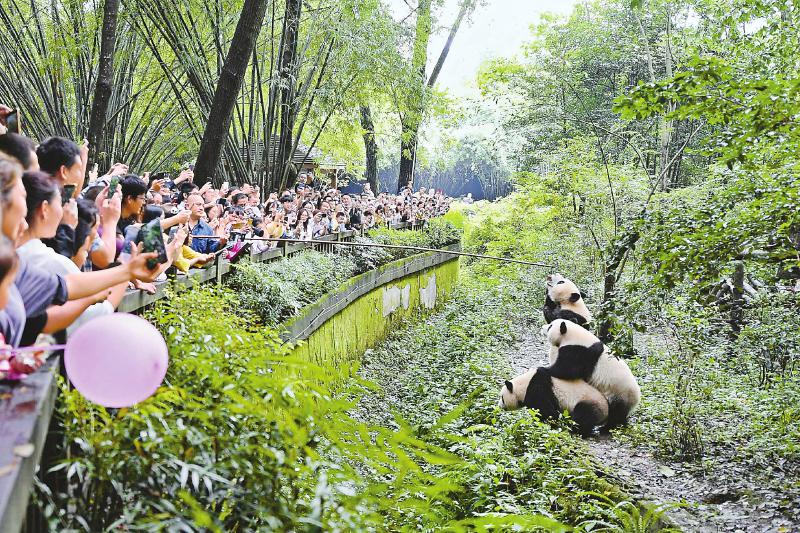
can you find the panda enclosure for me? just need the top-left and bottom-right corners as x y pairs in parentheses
(5, 0), (799, 530)
(360, 181), (800, 530)
(359, 1), (800, 529)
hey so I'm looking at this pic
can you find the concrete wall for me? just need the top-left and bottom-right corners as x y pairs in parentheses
(284, 250), (460, 373)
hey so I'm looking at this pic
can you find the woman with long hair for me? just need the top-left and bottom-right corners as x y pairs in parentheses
(0, 156), (160, 347)
(15, 171), (126, 338)
(295, 208), (313, 241)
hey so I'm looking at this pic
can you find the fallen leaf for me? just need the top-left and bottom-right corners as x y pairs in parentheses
(14, 443), (34, 458)
(659, 465), (676, 477)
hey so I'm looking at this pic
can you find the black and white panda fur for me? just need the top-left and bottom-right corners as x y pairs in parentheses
(542, 273), (592, 326)
(545, 319), (641, 429)
(499, 366), (609, 436)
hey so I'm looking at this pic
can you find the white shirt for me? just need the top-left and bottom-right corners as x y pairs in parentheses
(16, 239), (115, 336)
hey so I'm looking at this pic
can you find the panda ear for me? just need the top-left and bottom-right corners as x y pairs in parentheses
(560, 321), (568, 335)
(569, 292), (581, 303)
(504, 380), (514, 392)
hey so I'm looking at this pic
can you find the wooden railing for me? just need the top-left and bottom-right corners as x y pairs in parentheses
(0, 221), (428, 533)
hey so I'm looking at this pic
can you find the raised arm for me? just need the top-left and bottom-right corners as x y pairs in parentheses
(93, 188), (122, 268)
(65, 246), (159, 300)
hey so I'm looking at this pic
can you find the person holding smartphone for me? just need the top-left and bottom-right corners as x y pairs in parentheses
(185, 194), (228, 254)
(0, 105), (17, 135)
(0, 157), (161, 347)
(34, 137), (91, 257)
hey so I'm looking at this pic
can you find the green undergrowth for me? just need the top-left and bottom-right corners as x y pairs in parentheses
(457, 172), (800, 523)
(352, 266), (644, 529)
(229, 222), (461, 326)
(39, 285), (562, 531)
(614, 301), (800, 521)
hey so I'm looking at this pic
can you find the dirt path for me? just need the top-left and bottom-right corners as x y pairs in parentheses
(510, 328), (797, 533)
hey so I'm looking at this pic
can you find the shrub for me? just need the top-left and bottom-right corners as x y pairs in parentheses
(423, 217), (462, 248)
(736, 292), (800, 387)
(369, 226), (431, 259)
(335, 236), (394, 274)
(227, 251), (356, 325)
(39, 286), (566, 531)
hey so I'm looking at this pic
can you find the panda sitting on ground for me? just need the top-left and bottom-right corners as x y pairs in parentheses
(499, 367), (609, 436)
(542, 273), (592, 326)
(544, 319), (641, 429)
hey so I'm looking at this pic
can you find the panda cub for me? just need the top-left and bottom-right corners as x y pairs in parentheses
(542, 274), (592, 326)
(499, 367), (609, 436)
(545, 319), (641, 429)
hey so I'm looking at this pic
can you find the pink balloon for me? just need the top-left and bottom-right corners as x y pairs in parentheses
(64, 313), (168, 408)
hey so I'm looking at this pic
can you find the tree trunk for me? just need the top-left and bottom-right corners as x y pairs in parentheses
(360, 104), (378, 192)
(86, 0), (120, 170)
(597, 230), (640, 343)
(397, 0), (473, 192)
(729, 261), (745, 339)
(398, 129), (416, 192)
(658, 5), (676, 189)
(193, 0), (270, 185)
(427, 0), (472, 89)
(397, 0), (431, 192)
(275, 0), (302, 191)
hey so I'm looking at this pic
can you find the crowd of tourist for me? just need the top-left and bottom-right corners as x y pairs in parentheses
(0, 107), (451, 379)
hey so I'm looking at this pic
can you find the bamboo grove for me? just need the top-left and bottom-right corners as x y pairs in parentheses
(0, 0), (477, 192)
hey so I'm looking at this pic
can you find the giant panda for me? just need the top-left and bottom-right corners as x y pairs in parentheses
(499, 366), (609, 436)
(545, 319), (641, 429)
(542, 274), (592, 326)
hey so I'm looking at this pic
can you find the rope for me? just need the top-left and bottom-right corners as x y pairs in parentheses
(191, 235), (554, 268)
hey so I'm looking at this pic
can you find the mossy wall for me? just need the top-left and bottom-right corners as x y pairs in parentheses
(290, 258), (459, 372)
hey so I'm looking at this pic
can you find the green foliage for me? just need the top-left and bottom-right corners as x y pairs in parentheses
(355, 268), (639, 527)
(422, 217), (463, 248)
(228, 251), (356, 325)
(442, 208), (466, 230)
(579, 497), (679, 532)
(610, 0), (800, 297)
(370, 220), (462, 258)
(43, 285), (566, 530)
(335, 236), (394, 273)
(736, 292), (800, 387)
(636, 169), (800, 294)
(459, 173), (603, 292)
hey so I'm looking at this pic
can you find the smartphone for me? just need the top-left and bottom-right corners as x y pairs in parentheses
(139, 219), (168, 269)
(5, 110), (20, 134)
(119, 225), (141, 263)
(108, 176), (120, 199)
(61, 184), (76, 204)
(221, 181), (229, 190)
